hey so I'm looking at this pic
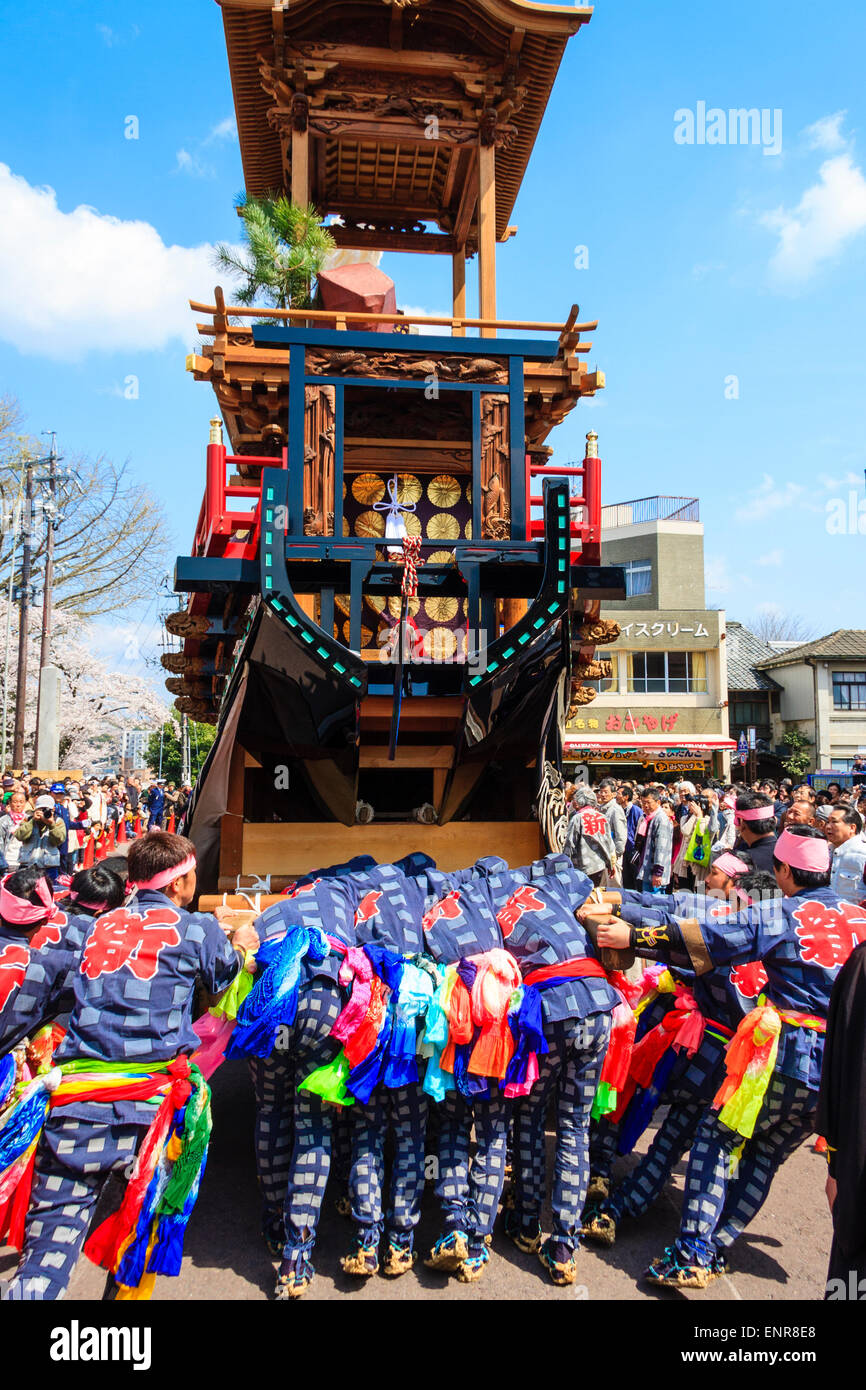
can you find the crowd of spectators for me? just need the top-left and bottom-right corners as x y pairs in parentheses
(560, 772), (866, 904)
(0, 771), (192, 882)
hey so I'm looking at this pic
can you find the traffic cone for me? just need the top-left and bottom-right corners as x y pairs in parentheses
(82, 834), (95, 869)
(117, 816), (127, 845)
(167, 812), (176, 834)
(95, 834), (107, 862)
(133, 813), (142, 836)
(106, 821), (116, 852)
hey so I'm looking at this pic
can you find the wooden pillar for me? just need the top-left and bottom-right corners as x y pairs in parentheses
(501, 597), (529, 631)
(478, 141), (497, 338)
(291, 126), (310, 205)
(452, 250), (466, 336)
(292, 115), (310, 320)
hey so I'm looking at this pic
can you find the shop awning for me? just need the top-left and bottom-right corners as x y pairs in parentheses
(564, 735), (737, 755)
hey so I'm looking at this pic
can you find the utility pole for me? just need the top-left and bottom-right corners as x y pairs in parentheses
(2, 472), (24, 770)
(181, 712), (191, 785)
(35, 432), (60, 764)
(12, 462), (34, 768)
(35, 435), (58, 730)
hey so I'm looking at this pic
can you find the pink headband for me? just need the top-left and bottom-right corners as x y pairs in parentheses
(127, 854), (196, 894)
(774, 830), (831, 873)
(735, 806), (774, 824)
(0, 873), (54, 926)
(67, 892), (109, 911)
(712, 853), (751, 879)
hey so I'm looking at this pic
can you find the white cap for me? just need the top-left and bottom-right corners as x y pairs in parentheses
(34, 794), (55, 810)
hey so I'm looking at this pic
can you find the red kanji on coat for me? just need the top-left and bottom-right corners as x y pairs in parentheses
(729, 960), (769, 1000)
(80, 907), (181, 982)
(355, 890), (383, 924)
(580, 809), (610, 838)
(792, 900), (866, 971)
(284, 878), (321, 899)
(29, 918), (64, 951)
(497, 884), (546, 938)
(0, 943), (30, 1011)
(422, 890), (463, 933)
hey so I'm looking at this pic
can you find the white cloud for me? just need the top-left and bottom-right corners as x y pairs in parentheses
(204, 117), (238, 144)
(705, 555), (731, 594)
(175, 147), (213, 179)
(756, 549), (784, 567)
(734, 474), (806, 522)
(817, 471), (862, 492)
(176, 118), (238, 176)
(96, 23), (140, 48)
(762, 152), (866, 286)
(0, 164), (227, 359)
(803, 112), (848, 153)
(89, 619), (172, 696)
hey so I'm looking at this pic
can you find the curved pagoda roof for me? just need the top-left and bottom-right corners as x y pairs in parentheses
(218, 0), (592, 249)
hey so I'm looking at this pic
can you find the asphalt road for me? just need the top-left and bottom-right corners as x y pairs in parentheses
(0, 1059), (830, 1304)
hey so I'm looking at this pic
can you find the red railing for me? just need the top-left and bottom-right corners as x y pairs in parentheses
(524, 446), (601, 563)
(192, 444), (287, 561)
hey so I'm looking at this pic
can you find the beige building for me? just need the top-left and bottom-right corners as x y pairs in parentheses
(564, 495), (734, 781)
(755, 631), (866, 772)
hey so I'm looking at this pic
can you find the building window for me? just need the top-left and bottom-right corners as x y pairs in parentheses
(623, 559), (652, 597)
(831, 758), (854, 771)
(628, 651), (708, 694)
(733, 700), (768, 726)
(833, 671), (866, 710)
(597, 652), (619, 692)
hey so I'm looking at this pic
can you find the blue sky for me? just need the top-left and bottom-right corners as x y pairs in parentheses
(1, 0), (865, 694)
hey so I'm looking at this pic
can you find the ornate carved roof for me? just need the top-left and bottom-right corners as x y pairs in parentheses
(218, 0), (592, 247)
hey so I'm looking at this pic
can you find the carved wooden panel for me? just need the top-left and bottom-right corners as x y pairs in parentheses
(303, 384), (336, 535)
(480, 392), (510, 539)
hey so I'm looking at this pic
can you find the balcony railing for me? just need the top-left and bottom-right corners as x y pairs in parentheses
(190, 293), (598, 346)
(601, 496), (700, 528)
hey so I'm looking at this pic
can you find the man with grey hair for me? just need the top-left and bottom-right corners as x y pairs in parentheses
(637, 786), (673, 894)
(596, 778), (626, 884)
(564, 784), (616, 886)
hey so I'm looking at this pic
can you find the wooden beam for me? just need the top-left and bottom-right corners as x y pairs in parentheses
(478, 140), (497, 337)
(359, 744), (455, 769)
(192, 300), (591, 333)
(328, 225), (457, 255)
(345, 437), (469, 450)
(307, 113), (479, 145)
(452, 249), (466, 336)
(453, 147), (478, 249)
(236, 820), (544, 877)
(284, 44), (503, 81)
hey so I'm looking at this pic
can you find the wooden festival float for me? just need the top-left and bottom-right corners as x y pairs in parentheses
(165, 0), (625, 906)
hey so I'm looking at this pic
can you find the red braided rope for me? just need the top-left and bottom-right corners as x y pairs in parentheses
(400, 534), (423, 599)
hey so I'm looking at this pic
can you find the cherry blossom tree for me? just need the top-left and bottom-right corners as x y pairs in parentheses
(1, 599), (169, 770)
